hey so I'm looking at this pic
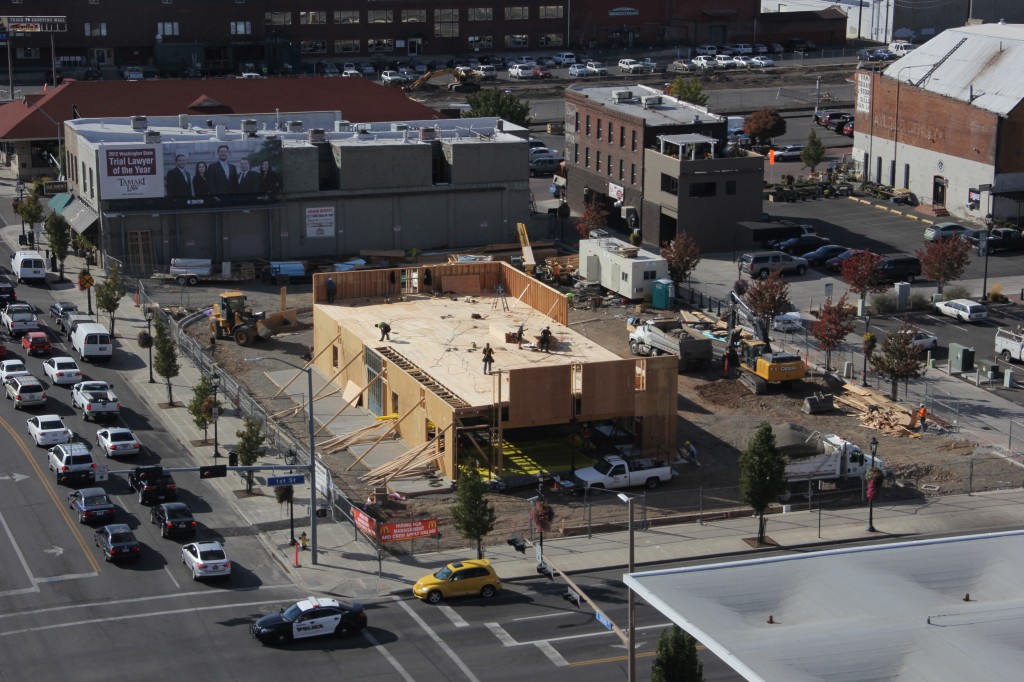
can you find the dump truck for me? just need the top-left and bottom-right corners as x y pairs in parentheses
(573, 455), (675, 490)
(209, 290), (311, 346)
(782, 434), (883, 499)
(627, 318), (713, 371)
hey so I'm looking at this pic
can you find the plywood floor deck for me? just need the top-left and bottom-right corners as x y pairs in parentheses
(321, 293), (622, 408)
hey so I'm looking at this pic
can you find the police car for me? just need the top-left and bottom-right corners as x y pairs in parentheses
(250, 597), (367, 645)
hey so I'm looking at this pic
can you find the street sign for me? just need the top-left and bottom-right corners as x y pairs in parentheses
(595, 610), (613, 630)
(78, 273), (94, 289)
(94, 465), (109, 482)
(267, 474), (305, 487)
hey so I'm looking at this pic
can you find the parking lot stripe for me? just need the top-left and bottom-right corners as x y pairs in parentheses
(362, 628), (416, 682)
(394, 596), (480, 682)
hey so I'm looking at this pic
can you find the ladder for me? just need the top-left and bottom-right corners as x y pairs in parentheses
(914, 37), (966, 87)
(492, 284), (509, 311)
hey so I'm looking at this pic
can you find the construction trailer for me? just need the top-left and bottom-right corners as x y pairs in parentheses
(309, 261), (678, 480)
(578, 235), (668, 300)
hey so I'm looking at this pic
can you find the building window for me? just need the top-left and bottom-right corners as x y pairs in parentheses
(157, 22), (179, 36)
(505, 7), (529, 20)
(505, 34), (528, 47)
(596, 120), (602, 140)
(643, 270), (658, 280)
(631, 163), (636, 184)
(690, 182), (717, 198)
(367, 38), (394, 52)
(88, 167), (94, 199)
(596, 151), (602, 172)
(230, 21), (252, 35)
(726, 180), (737, 195)
(84, 22), (107, 37)
(607, 122), (613, 143)
(468, 8), (493, 21)
(607, 155), (613, 176)
(335, 40), (360, 53)
(538, 33), (563, 46)
(468, 35), (493, 49)
(573, 111), (579, 132)
(301, 40), (327, 54)
(585, 115), (591, 136)
(332, 346), (339, 368)
(661, 174), (678, 195)
(402, 9), (426, 23)
(539, 5), (564, 19)
(434, 9), (459, 37)
(574, 143), (579, 163)
(631, 130), (637, 151)
(619, 159), (625, 181)
(266, 12), (292, 25)
(367, 10), (393, 23)
(620, 127), (626, 147)
(299, 11), (326, 25)
(585, 148), (590, 168)
(333, 10), (359, 24)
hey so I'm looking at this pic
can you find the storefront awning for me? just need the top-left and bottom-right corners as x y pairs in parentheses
(64, 202), (99, 234)
(47, 192), (74, 213)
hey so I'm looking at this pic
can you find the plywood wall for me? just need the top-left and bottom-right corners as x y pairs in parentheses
(634, 355), (679, 453)
(507, 365), (572, 428)
(579, 360), (636, 419)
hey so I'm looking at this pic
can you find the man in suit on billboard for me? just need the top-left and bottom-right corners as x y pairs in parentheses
(207, 144), (237, 195)
(236, 158), (261, 194)
(165, 154), (193, 197)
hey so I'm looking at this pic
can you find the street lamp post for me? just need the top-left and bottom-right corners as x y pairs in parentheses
(16, 181), (24, 239)
(861, 314), (872, 387)
(979, 183), (994, 301)
(867, 436), (878, 532)
(211, 373), (220, 459)
(144, 308), (155, 383)
(617, 492), (636, 682)
(244, 356), (318, 564)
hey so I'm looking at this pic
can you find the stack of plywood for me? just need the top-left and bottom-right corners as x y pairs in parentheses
(361, 440), (442, 487)
(836, 383), (913, 435)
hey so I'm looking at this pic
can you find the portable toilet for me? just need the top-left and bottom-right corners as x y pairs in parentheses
(652, 279), (675, 310)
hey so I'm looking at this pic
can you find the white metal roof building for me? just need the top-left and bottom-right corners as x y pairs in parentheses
(626, 531), (1024, 681)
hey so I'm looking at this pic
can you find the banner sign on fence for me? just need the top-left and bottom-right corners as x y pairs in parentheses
(353, 508), (378, 539)
(378, 518), (438, 543)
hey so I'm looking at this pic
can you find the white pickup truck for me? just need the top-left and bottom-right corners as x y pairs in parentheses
(574, 455), (675, 490)
(71, 381), (120, 421)
(995, 327), (1024, 362)
(2, 303), (38, 336)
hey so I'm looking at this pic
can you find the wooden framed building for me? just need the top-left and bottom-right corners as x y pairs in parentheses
(310, 261), (677, 479)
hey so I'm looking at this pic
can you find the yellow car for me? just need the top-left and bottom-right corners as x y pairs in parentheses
(412, 560), (502, 604)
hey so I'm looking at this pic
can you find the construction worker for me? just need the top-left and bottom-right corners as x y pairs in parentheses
(482, 343), (494, 374)
(325, 277), (336, 304)
(376, 321), (391, 341)
(516, 321), (526, 348)
(918, 403), (928, 432)
(540, 326), (552, 352)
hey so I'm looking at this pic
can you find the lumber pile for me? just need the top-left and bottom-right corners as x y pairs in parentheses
(834, 383), (913, 435)
(320, 422), (391, 454)
(361, 439), (443, 487)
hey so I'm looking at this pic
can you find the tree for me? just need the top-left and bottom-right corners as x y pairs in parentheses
(660, 233), (701, 285)
(743, 272), (791, 345)
(16, 194), (44, 238)
(916, 237), (970, 293)
(576, 200), (608, 239)
(43, 212), (71, 282)
(870, 321), (926, 401)
(235, 417), (266, 494)
(668, 77), (708, 106)
(800, 128), (826, 171)
(451, 463), (497, 559)
(810, 292), (857, 370)
(529, 498), (555, 557)
(739, 422), (786, 544)
(840, 251), (887, 306)
(652, 625), (705, 682)
(94, 262), (127, 335)
(153, 315), (180, 404)
(187, 375), (220, 444)
(745, 108), (786, 145)
(464, 89), (531, 127)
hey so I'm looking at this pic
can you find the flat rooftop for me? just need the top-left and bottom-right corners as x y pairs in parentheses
(567, 83), (723, 127)
(320, 293), (623, 408)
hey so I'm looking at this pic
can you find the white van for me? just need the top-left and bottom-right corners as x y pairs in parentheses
(889, 41), (916, 56)
(71, 323), (113, 362)
(11, 251), (45, 284)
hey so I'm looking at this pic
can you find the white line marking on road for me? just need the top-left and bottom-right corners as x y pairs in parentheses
(0, 599), (285, 637)
(0, 510), (38, 596)
(486, 622), (517, 646)
(488, 619), (672, 648)
(438, 604), (469, 628)
(512, 611), (576, 622)
(394, 596), (480, 682)
(535, 641), (569, 667)
(164, 566), (181, 589)
(34, 572), (98, 584)
(363, 628), (416, 682)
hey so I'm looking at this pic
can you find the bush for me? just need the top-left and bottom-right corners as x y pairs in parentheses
(908, 292), (932, 310)
(988, 283), (1009, 304)
(871, 293), (897, 314)
(942, 285), (971, 301)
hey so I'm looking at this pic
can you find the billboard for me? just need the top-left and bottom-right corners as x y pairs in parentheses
(100, 139), (284, 211)
(378, 518), (438, 543)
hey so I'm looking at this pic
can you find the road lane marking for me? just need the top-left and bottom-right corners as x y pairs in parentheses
(488, 619), (672, 648)
(393, 596), (480, 682)
(437, 604), (469, 628)
(34, 572), (98, 584)
(164, 565), (181, 589)
(362, 628), (416, 682)
(570, 652), (657, 667)
(512, 612), (576, 622)
(486, 622), (517, 646)
(535, 641), (569, 667)
(0, 598), (285, 637)
(0, 510), (37, 595)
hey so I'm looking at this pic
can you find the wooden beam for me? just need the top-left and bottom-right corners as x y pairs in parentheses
(271, 330), (343, 398)
(314, 370), (383, 436)
(346, 397), (425, 470)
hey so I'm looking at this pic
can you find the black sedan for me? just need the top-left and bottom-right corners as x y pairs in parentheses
(251, 597), (367, 646)
(68, 487), (116, 524)
(95, 524), (142, 562)
(825, 249), (864, 272)
(802, 244), (849, 266)
(856, 48), (893, 61)
(775, 234), (831, 255)
(150, 502), (196, 539)
(0, 282), (16, 305)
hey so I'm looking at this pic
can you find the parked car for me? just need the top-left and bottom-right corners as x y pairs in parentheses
(753, 44), (769, 55)
(507, 64), (536, 79)
(817, 111), (850, 128)
(826, 248), (862, 272)
(875, 255), (922, 283)
(94, 524), (141, 562)
(695, 44), (717, 56)
(728, 43), (754, 55)
(691, 55), (716, 70)
(892, 328), (939, 351)
(751, 56), (775, 67)
(713, 54), (735, 69)
(668, 59), (692, 73)
(530, 66), (553, 79)
(934, 299), (988, 323)
(774, 145), (805, 161)
(552, 51), (578, 65)
(731, 56), (753, 68)
(738, 251), (809, 278)
(924, 222), (971, 242)
(68, 487), (116, 524)
(774, 234), (831, 255)
(801, 244), (850, 266)
(181, 541), (232, 580)
(828, 115), (854, 132)
(585, 61), (609, 76)
(814, 109), (842, 125)
(770, 43), (786, 54)
(842, 120), (855, 137)
(413, 559), (502, 604)
(857, 48), (892, 61)
(568, 63), (590, 77)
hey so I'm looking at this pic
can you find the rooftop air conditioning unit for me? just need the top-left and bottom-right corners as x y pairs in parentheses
(641, 95), (662, 108)
(391, 122), (409, 132)
(308, 128), (326, 143)
(611, 245), (640, 258)
(178, 114), (189, 129)
(130, 115), (148, 131)
(590, 228), (611, 239)
(334, 120), (352, 133)
(286, 120), (303, 133)
(354, 123), (370, 133)
(419, 127), (436, 141)
(612, 90), (634, 103)
(144, 130), (161, 144)
(241, 119), (258, 134)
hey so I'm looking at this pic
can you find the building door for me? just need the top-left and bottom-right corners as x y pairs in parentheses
(658, 212), (677, 247)
(126, 230), (156, 276)
(407, 38), (422, 56)
(89, 48), (112, 66)
(933, 176), (946, 208)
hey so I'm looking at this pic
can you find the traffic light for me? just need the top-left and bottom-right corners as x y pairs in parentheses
(562, 588), (582, 608)
(199, 464), (228, 479)
(507, 536), (526, 554)
(537, 563), (555, 581)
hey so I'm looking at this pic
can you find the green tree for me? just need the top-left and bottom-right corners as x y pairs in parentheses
(870, 321), (926, 401)
(452, 463), (497, 559)
(464, 89), (531, 127)
(153, 315), (181, 404)
(746, 108), (786, 145)
(800, 128), (826, 171)
(809, 292), (857, 370)
(660, 233), (701, 285)
(739, 422), (786, 544)
(668, 77), (708, 106)
(187, 375), (220, 444)
(94, 262), (127, 335)
(235, 417), (266, 494)
(652, 625), (705, 682)
(43, 212), (72, 282)
(916, 237), (971, 294)
(576, 200), (608, 239)
(17, 193), (44, 239)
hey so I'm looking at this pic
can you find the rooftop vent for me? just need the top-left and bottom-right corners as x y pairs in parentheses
(285, 120), (303, 133)
(612, 90), (634, 103)
(144, 130), (161, 144)
(391, 122), (409, 132)
(334, 120), (353, 133)
(419, 127), (436, 141)
(177, 114), (189, 129)
(130, 115), (148, 131)
(308, 128), (326, 143)
(693, 115), (701, 124)
(241, 119), (258, 134)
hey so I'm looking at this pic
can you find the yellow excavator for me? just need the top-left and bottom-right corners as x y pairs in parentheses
(210, 290), (310, 346)
(727, 292), (805, 394)
(406, 67), (481, 93)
